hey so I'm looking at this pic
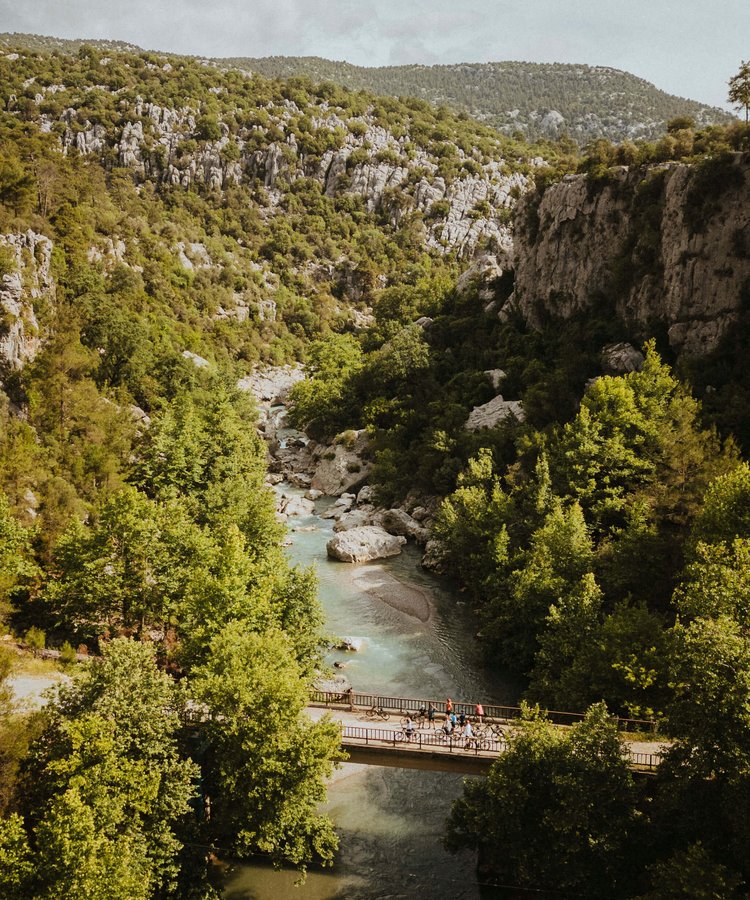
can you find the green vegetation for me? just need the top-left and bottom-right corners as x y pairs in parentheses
(0, 35), (749, 899)
(219, 57), (733, 144)
(729, 60), (750, 123)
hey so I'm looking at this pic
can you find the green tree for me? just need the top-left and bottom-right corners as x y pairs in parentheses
(445, 703), (638, 897)
(192, 621), (344, 870)
(16, 639), (198, 898)
(728, 60), (750, 122)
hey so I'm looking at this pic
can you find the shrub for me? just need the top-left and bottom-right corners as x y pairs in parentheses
(59, 641), (77, 666)
(25, 626), (45, 656)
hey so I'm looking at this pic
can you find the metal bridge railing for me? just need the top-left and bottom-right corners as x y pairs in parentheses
(309, 689), (657, 733)
(340, 724), (504, 756)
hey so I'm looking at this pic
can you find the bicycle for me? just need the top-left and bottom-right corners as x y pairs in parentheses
(395, 729), (419, 743)
(400, 711), (427, 729)
(365, 705), (389, 721)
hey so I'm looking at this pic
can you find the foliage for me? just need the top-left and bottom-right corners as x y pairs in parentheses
(192, 622), (344, 869)
(729, 60), (750, 122)
(445, 703), (638, 897)
(7, 640), (198, 898)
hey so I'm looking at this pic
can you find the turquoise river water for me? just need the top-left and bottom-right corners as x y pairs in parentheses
(221, 484), (521, 900)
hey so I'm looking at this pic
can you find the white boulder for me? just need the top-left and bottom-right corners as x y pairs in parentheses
(326, 526), (406, 563)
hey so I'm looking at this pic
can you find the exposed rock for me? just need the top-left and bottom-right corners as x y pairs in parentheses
(278, 494), (315, 518)
(129, 405), (151, 427)
(326, 526), (406, 563)
(182, 350), (210, 369)
(332, 508), (376, 531)
(0, 231), (54, 372)
(465, 396), (525, 431)
(455, 253), (506, 301)
(510, 154), (750, 358)
(305, 488), (324, 501)
(600, 342), (645, 375)
(314, 674), (351, 696)
(484, 369), (507, 390)
(334, 637), (364, 652)
(237, 364), (305, 404)
(311, 430), (371, 496)
(380, 508), (427, 542)
(287, 472), (312, 489)
(356, 485), (376, 504)
(421, 539), (447, 573)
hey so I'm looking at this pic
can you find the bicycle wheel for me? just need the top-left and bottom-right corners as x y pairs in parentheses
(395, 730), (406, 742)
(478, 739), (491, 751)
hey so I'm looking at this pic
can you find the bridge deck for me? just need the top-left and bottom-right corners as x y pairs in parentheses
(306, 703), (665, 774)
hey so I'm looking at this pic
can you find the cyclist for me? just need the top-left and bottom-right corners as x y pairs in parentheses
(404, 716), (417, 741)
(464, 719), (476, 749)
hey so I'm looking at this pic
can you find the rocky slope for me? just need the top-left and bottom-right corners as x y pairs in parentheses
(0, 231), (54, 372)
(1, 47), (538, 261)
(507, 152), (750, 357)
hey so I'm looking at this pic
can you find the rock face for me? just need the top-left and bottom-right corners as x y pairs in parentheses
(465, 396), (525, 431)
(326, 526), (406, 563)
(0, 231), (54, 373)
(311, 430), (371, 496)
(44, 97), (531, 260)
(600, 342), (645, 375)
(509, 154), (750, 358)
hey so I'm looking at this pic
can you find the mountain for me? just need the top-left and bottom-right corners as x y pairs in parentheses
(218, 57), (735, 144)
(0, 32), (734, 143)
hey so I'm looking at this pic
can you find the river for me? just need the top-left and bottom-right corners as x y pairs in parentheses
(221, 477), (521, 899)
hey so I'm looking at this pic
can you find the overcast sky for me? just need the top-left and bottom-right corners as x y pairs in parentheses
(2, 0), (747, 111)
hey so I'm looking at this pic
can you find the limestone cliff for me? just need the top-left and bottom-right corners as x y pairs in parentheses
(0, 231), (54, 373)
(44, 95), (530, 259)
(508, 152), (750, 357)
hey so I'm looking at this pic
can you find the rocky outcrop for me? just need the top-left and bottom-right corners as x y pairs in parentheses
(46, 96), (530, 260)
(509, 154), (750, 358)
(601, 342), (645, 375)
(465, 396), (525, 431)
(310, 430), (371, 496)
(0, 231), (54, 373)
(326, 526), (406, 563)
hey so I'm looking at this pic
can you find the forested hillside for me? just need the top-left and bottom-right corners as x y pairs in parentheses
(0, 33), (734, 143)
(0, 42), (560, 895)
(222, 57), (734, 143)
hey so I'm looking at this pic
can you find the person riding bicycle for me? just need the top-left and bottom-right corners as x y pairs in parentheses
(405, 716), (416, 740)
(464, 719), (476, 748)
(442, 715), (453, 735)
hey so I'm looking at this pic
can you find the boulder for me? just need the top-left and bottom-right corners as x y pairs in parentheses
(311, 429), (372, 496)
(314, 674), (351, 696)
(334, 637), (364, 652)
(380, 508), (422, 540)
(484, 369), (507, 390)
(465, 396), (525, 431)
(421, 539), (447, 573)
(356, 485), (376, 504)
(332, 508), (375, 532)
(326, 526), (406, 563)
(305, 488), (324, 501)
(600, 342), (645, 375)
(278, 495), (315, 518)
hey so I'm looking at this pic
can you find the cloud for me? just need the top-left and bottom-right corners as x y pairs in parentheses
(1, 0), (747, 107)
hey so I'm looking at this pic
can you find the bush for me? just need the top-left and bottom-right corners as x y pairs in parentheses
(59, 641), (77, 666)
(25, 626), (45, 656)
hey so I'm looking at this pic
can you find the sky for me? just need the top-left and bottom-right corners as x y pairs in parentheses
(1, 0), (747, 111)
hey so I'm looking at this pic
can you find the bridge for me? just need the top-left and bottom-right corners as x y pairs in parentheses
(308, 690), (665, 776)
